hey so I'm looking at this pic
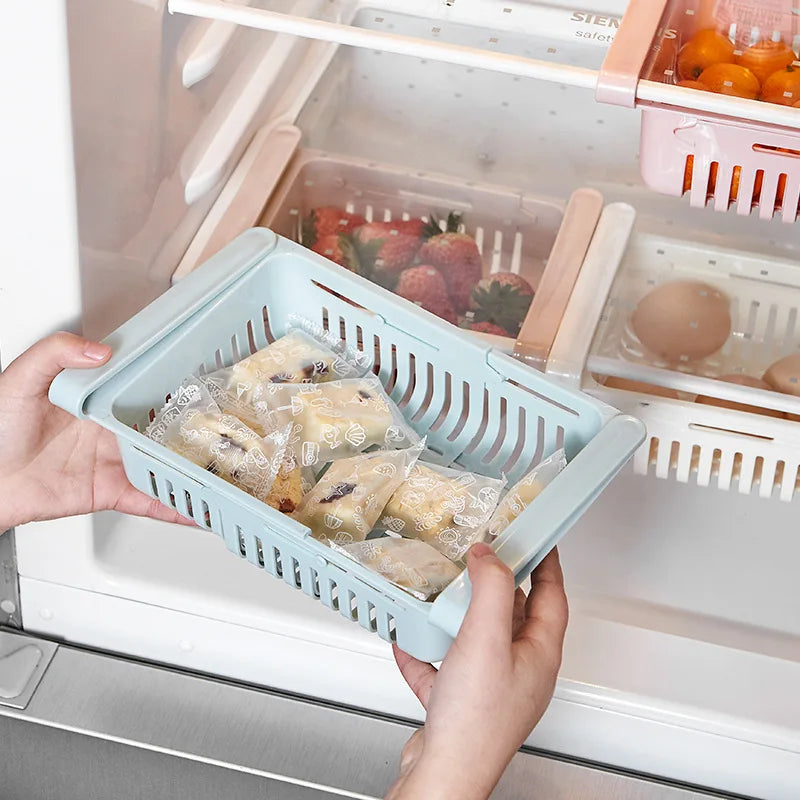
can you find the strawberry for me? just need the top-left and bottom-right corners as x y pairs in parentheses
(353, 220), (424, 288)
(395, 266), (457, 324)
(310, 234), (363, 272)
(467, 321), (513, 337)
(469, 273), (534, 337)
(417, 213), (483, 314)
(302, 207), (365, 247)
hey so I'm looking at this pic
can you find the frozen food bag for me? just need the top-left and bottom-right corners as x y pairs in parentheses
(146, 378), (289, 506)
(287, 314), (373, 374)
(485, 450), (568, 539)
(331, 538), (461, 602)
(267, 446), (310, 514)
(200, 329), (368, 434)
(145, 376), (219, 440)
(255, 377), (420, 469)
(378, 462), (505, 562)
(294, 445), (423, 545)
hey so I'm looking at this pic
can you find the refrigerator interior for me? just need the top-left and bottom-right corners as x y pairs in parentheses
(6, 1), (800, 797)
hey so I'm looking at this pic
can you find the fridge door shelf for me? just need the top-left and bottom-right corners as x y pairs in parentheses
(548, 203), (800, 501)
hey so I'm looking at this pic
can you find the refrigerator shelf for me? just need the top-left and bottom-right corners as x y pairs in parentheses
(170, 0), (800, 221)
(168, 0), (617, 88)
(548, 203), (800, 501)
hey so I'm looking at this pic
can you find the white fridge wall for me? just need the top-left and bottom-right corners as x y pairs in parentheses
(0, 0), (82, 363)
(5, 1), (800, 796)
(64, 0), (314, 341)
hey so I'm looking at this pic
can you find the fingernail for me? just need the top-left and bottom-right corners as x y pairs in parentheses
(469, 542), (494, 560)
(83, 342), (111, 361)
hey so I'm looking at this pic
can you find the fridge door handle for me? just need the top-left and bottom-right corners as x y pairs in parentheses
(48, 229), (278, 419)
(428, 414), (646, 640)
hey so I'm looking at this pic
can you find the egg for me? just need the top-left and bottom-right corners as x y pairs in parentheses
(602, 376), (680, 400)
(695, 374), (785, 419)
(763, 355), (800, 421)
(764, 354), (800, 396)
(630, 281), (732, 363)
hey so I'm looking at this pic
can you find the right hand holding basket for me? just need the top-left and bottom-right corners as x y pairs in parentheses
(386, 544), (569, 800)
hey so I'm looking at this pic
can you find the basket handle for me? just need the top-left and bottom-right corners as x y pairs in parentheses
(48, 228), (278, 419)
(428, 414), (645, 640)
(545, 203), (636, 388)
(513, 188), (604, 371)
(596, 0), (671, 108)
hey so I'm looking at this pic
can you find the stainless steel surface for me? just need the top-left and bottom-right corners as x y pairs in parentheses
(0, 529), (21, 628)
(0, 715), (343, 800)
(0, 638), (740, 800)
(0, 630), (57, 709)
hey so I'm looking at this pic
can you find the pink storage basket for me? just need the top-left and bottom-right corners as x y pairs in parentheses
(598, 0), (800, 222)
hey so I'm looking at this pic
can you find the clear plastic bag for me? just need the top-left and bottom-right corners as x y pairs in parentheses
(331, 538), (462, 602)
(287, 314), (373, 374)
(200, 329), (368, 435)
(294, 445), (423, 545)
(485, 450), (568, 540)
(146, 378), (290, 507)
(254, 377), (420, 469)
(378, 461), (505, 562)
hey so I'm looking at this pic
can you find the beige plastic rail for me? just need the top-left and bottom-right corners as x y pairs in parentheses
(596, 0), (671, 108)
(546, 203), (637, 388)
(513, 188), (604, 371)
(173, 125), (301, 282)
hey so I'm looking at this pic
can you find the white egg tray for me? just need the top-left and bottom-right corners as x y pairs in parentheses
(547, 203), (800, 502)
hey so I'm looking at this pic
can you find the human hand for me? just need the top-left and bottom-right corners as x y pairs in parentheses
(387, 544), (568, 800)
(0, 332), (190, 531)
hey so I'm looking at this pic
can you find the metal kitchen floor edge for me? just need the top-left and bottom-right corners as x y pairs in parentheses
(0, 629), (751, 800)
(0, 530), (21, 628)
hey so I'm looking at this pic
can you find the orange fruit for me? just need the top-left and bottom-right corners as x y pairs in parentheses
(682, 158), (765, 205)
(761, 65), (800, 106)
(736, 40), (796, 84)
(677, 30), (736, 81)
(698, 63), (760, 99)
(727, 166), (764, 204)
(677, 79), (709, 90)
(777, 174), (787, 208)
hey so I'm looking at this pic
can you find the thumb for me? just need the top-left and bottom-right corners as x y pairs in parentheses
(2, 332), (111, 398)
(458, 542), (515, 647)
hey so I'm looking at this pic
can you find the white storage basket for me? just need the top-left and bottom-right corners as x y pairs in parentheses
(548, 203), (800, 501)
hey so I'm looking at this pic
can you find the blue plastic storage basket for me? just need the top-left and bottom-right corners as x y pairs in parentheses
(50, 229), (645, 662)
